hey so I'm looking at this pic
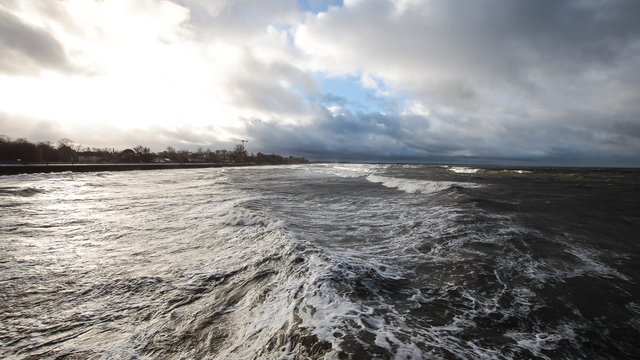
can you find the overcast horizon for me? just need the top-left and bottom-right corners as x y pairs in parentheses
(1, 0), (639, 166)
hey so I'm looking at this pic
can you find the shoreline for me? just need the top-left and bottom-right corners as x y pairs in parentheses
(0, 162), (260, 176)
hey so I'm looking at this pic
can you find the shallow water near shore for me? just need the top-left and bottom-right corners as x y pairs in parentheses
(1, 164), (640, 359)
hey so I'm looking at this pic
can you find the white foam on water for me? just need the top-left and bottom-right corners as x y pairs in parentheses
(218, 207), (285, 230)
(92, 212), (304, 359)
(4, 164), (638, 359)
(449, 167), (481, 173)
(506, 324), (580, 360)
(289, 252), (428, 358)
(159, 167), (636, 358)
(503, 169), (532, 174)
(366, 174), (477, 194)
(304, 163), (380, 179)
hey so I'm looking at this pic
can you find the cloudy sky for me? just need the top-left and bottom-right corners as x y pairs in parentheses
(1, 0), (639, 166)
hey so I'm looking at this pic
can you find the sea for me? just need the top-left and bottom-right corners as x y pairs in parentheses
(1, 163), (639, 359)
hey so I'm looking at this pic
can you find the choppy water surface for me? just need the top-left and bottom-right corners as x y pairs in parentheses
(1, 164), (639, 359)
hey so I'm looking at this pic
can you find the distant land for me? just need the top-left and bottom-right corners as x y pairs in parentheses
(0, 136), (309, 175)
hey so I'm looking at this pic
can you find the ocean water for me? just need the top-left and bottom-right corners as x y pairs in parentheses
(1, 164), (639, 359)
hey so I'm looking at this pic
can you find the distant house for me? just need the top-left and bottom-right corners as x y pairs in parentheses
(77, 151), (101, 163)
(119, 149), (137, 163)
(189, 153), (207, 162)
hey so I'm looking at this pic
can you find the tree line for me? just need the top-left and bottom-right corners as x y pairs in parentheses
(0, 136), (309, 165)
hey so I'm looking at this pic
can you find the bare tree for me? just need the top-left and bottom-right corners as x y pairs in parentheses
(206, 148), (212, 162)
(178, 149), (189, 163)
(233, 144), (247, 162)
(57, 138), (75, 149)
(134, 145), (151, 155)
(132, 145), (152, 162)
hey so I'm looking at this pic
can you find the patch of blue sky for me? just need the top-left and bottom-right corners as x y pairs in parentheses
(318, 75), (409, 114)
(298, 0), (344, 14)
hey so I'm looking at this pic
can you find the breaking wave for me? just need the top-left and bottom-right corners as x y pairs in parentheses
(2, 164), (639, 359)
(366, 174), (478, 194)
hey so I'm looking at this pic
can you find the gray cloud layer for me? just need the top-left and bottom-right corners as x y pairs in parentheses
(0, 8), (71, 75)
(286, 0), (640, 164)
(1, 0), (639, 166)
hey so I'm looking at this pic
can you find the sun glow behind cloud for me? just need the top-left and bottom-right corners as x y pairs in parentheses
(0, 0), (639, 165)
(1, 0), (261, 144)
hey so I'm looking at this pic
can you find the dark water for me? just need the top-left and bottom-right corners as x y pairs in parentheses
(1, 164), (639, 359)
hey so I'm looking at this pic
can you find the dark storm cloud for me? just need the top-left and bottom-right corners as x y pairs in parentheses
(320, 92), (349, 107)
(319, 92), (396, 113)
(244, 110), (639, 166)
(299, 0), (640, 100)
(243, 106), (446, 159)
(0, 8), (70, 75)
(291, 0), (640, 164)
(364, 93), (400, 113)
(614, 122), (640, 142)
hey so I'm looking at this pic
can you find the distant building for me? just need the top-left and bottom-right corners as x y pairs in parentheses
(189, 153), (207, 162)
(77, 152), (101, 163)
(120, 149), (136, 163)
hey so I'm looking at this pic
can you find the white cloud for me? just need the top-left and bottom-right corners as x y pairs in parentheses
(292, 0), (640, 161)
(403, 101), (430, 117)
(0, 0), (314, 149)
(359, 74), (378, 89)
(0, 0), (639, 165)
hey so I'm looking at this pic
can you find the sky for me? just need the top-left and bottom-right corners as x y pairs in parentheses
(1, 0), (639, 166)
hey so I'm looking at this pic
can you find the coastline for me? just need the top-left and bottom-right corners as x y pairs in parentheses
(0, 162), (260, 176)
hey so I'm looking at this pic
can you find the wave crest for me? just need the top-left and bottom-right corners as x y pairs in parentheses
(366, 174), (477, 194)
